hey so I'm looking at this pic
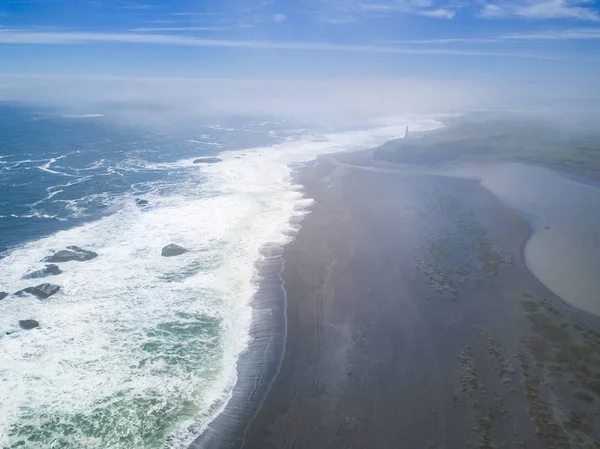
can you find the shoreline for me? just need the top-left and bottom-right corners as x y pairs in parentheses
(190, 135), (600, 448)
(188, 207), (316, 449)
(188, 239), (289, 449)
(186, 120), (445, 449)
(240, 153), (600, 448)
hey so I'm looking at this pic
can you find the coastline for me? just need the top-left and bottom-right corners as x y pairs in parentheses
(186, 119), (445, 449)
(189, 128), (600, 449)
(240, 154), (600, 448)
(188, 233), (291, 449)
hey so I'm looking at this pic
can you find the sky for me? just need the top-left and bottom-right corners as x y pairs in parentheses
(0, 0), (599, 119)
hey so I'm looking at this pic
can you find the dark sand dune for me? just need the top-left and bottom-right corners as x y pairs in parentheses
(242, 156), (600, 449)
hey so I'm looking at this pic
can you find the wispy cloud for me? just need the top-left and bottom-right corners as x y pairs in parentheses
(145, 19), (177, 24)
(416, 8), (456, 18)
(130, 27), (230, 32)
(385, 27), (600, 43)
(170, 12), (223, 17)
(384, 37), (499, 44)
(480, 0), (600, 21)
(356, 0), (457, 18)
(501, 27), (600, 38)
(316, 14), (358, 24)
(272, 13), (287, 22)
(118, 4), (153, 10)
(0, 29), (559, 59)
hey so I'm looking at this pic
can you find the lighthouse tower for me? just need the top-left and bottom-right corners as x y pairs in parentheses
(405, 125), (409, 138)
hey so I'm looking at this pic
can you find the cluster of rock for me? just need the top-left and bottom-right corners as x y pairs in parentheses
(15, 283), (61, 299)
(3, 245), (98, 333)
(22, 264), (62, 279)
(43, 246), (98, 263)
(5, 241), (191, 333)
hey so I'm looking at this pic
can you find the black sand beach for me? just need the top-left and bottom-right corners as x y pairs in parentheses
(241, 155), (600, 449)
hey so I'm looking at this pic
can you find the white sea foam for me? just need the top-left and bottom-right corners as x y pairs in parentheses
(38, 156), (78, 177)
(76, 158), (106, 171)
(0, 116), (441, 449)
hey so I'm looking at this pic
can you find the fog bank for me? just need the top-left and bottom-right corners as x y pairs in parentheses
(1, 74), (598, 129)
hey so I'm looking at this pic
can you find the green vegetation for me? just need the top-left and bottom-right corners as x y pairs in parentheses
(521, 300), (540, 313)
(516, 290), (600, 447)
(585, 380), (600, 396)
(528, 313), (571, 343)
(374, 113), (600, 182)
(419, 193), (508, 298)
(457, 348), (479, 395)
(521, 364), (570, 448)
(476, 328), (514, 381)
(565, 411), (593, 435)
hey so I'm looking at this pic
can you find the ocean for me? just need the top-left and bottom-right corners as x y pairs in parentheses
(0, 104), (441, 449)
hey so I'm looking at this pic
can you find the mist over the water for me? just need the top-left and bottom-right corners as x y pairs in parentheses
(2, 74), (599, 131)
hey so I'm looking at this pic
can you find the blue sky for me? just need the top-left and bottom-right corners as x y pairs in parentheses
(0, 0), (599, 81)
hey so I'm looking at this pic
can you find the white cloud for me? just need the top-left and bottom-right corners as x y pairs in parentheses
(384, 37), (499, 43)
(417, 8), (456, 17)
(308, 0), (458, 23)
(480, 0), (600, 21)
(501, 27), (600, 38)
(385, 27), (600, 43)
(130, 27), (230, 32)
(118, 4), (153, 10)
(317, 15), (358, 23)
(145, 19), (177, 24)
(272, 13), (287, 22)
(356, 0), (457, 18)
(0, 29), (558, 59)
(170, 12), (222, 17)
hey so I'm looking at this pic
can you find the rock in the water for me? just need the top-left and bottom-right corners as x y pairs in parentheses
(43, 246), (98, 263)
(161, 244), (188, 257)
(0, 292), (7, 301)
(16, 283), (60, 299)
(193, 157), (222, 164)
(22, 264), (62, 280)
(135, 198), (149, 207)
(19, 319), (40, 330)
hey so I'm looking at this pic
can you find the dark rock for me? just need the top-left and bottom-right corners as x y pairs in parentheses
(161, 244), (188, 257)
(22, 264), (62, 280)
(43, 246), (98, 263)
(193, 157), (222, 164)
(16, 283), (60, 299)
(135, 198), (149, 207)
(0, 292), (7, 301)
(19, 319), (40, 330)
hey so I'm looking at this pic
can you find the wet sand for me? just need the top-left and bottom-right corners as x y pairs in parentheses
(242, 155), (600, 449)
